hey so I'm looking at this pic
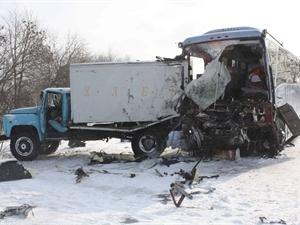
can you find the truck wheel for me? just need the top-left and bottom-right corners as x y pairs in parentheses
(10, 132), (40, 161)
(131, 130), (166, 158)
(40, 141), (60, 155)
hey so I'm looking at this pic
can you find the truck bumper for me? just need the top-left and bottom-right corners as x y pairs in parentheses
(0, 134), (8, 141)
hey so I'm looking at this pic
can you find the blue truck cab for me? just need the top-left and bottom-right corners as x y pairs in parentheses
(1, 88), (70, 160)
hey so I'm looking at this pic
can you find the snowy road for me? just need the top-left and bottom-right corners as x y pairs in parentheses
(0, 139), (299, 225)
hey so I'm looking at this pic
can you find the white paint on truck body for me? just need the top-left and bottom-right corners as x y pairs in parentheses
(70, 61), (188, 123)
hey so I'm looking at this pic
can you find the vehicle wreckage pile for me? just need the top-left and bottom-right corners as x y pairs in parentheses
(177, 97), (282, 158)
(171, 39), (291, 158)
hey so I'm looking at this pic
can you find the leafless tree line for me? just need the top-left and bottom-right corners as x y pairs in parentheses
(0, 12), (127, 118)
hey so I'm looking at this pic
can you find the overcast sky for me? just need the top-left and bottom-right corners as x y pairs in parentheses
(0, 0), (299, 60)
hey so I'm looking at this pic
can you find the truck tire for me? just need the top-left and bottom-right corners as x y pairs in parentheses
(40, 141), (60, 155)
(10, 132), (40, 161)
(131, 130), (166, 158)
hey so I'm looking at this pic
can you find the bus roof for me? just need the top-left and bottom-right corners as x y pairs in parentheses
(181, 27), (263, 47)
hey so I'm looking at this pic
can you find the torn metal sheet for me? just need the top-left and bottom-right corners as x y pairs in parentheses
(184, 58), (231, 110)
(0, 204), (35, 219)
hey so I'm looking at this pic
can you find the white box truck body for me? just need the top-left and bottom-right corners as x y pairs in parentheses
(70, 61), (188, 123)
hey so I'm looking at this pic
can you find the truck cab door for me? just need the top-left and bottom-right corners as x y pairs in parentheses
(61, 93), (70, 128)
(47, 92), (68, 133)
(39, 91), (48, 137)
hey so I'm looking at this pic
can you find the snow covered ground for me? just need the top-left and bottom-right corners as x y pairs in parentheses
(0, 139), (299, 225)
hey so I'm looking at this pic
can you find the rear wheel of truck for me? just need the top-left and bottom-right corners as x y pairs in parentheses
(10, 132), (40, 161)
(131, 130), (166, 158)
(40, 141), (60, 155)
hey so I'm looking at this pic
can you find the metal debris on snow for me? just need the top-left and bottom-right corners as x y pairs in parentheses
(0, 204), (35, 219)
(169, 159), (218, 207)
(259, 216), (287, 224)
(75, 167), (89, 183)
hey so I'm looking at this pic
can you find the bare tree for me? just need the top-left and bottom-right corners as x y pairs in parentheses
(50, 34), (89, 87)
(0, 12), (47, 108)
(0, 11), (130, 119)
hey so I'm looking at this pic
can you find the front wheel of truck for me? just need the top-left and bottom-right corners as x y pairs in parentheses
(10, 132), (40, 161)
(131, 130), (166, 158)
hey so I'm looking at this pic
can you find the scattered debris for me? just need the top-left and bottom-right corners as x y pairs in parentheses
(75, 167), (136, 183)
(154, 169), (164, 177)
(190, 187), (216, 195)
(68, 140), (86, 148)
(170, 181), (193, 206)
(89, 151), (198, 167)
(88, 168), (136, 178)
(89, 151), (137, 165)
(175, 169), (196, 183)
(129, 173), (136, 178)
(169, 158), (219, 207)
(75, 167), (89, 183)
(169, 159), (201, 207)
(175, 159), (202, 185)
(0, 204), (35, 219)
(121, 217), (139, 224)
(0, 160), (32, 182)
(160, 156), (195, 167)
(259, 216), (287, 224)
(156, 193), (171, 205)
(198, 175), (219, 182)
(169, 180), (216, 207)
(173, 168), (219, 183)
(160, 157), (181, 167)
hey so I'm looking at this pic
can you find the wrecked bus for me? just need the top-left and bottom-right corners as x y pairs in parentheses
(1, 27), (300, 160)
(175, 27), (300, 156)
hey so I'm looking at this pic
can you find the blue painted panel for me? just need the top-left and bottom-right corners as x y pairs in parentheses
(62, 93), (70, 127)
(40, 91), (47, 135)
(2, 113), (43, 140)
(10, 106), (39, 114)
